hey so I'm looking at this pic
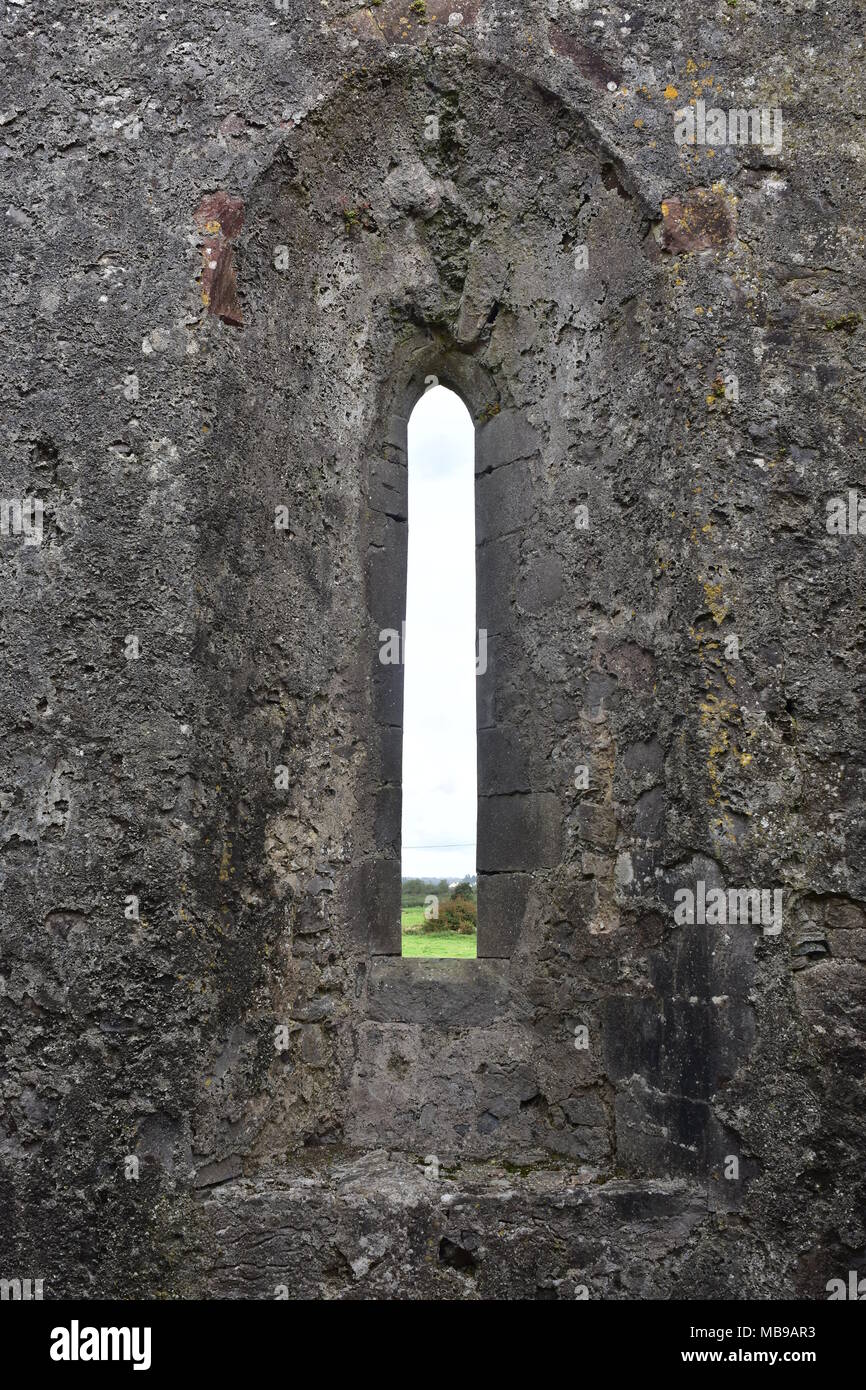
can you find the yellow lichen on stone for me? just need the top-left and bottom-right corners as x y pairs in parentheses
(699, 694), (740, 807)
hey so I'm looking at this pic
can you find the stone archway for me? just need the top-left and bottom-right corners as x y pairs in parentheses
(190, 53), (706, 1179)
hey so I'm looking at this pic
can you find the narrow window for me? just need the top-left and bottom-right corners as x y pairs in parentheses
(401, 385), (477, 959)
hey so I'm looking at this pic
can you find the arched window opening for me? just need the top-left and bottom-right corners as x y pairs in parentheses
(401, 385), (477, 959)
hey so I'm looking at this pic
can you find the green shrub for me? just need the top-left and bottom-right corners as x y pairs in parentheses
(427, 895), (477, 935)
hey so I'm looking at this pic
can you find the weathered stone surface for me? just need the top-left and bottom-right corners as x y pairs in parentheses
(367, 513), (407, 622)
(366, 958), (511, 1026)
(658, 188), (737, 254)
(194, 190), (245, 324)
(3, 0), (865, 1302)
(476, 872), (532, 958)
(344, 858), (401, 955)
(371, 662), (404, 728)
(478, 794), (562, 871)
(368, 449), (408, 518)
(476, 532), (518, 637)
(576, 802), (618, 851)
(475, 409), (541, 475)
(518, 551), (564, 615)
(477, 724), (530, 795)
(475, 457), (533, 543)
(191, 1149), (772, 1299)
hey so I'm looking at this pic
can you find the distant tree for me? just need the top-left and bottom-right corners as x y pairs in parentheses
(450, 879), (475, 901)
(402, 876), (454, 907)
(423, 895), (477, 935)
(402, 877), (430, 904)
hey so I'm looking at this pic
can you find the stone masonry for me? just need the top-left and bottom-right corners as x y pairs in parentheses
(1, 0), (864, 1299)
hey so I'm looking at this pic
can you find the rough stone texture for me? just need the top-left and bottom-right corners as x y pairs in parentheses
(192, 1150), (717, 1300)
(1, 0), (865, 1300)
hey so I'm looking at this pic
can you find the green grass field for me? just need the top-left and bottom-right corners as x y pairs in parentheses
(402, 930), (477, 958)
(401, 904), (428, 929)
(400, 906), (477, 958)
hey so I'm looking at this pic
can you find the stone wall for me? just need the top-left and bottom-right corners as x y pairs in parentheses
(1, 0), (864, 1299)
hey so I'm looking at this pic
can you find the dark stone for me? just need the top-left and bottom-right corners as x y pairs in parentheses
(344, 859), (401, 955)
(368, 450), (408, 517)
(439, 1236), (479, 1270)
(478, 724), (530, 795)
(477, 794), (562, 871)
(477, 871), (532, 957)
(476, 533), (518, 636)
(367, 515), (407, 624)
(576, 802), (618, 850)
(366, 958), (511, 1025)
(518, 553), (564, 614)
(633, 786), (665, 839)
(475, 410), (541, 474)
(476, 457), (533, 542)
(659, 189), (737, 254)
(7, 8), (863, 1303)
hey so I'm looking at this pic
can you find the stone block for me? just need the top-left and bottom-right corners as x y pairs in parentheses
(366, 957), (512, 1025)
(475, 409), (541, 474)
(477, 872), (531, 957)
(477, 793), (561, 871)
(368, 450), (407, 517)
(377, 725), (402, 785)
(371, 661), (403, 728)
(374, 785), (401, 851)
(576, 802), (618, 851)
(367, 518), (407, 626)
(477, 533), (518, 637)
(475, 457), (533, 542)
(383, 414), (409, 452)
(344, 858), (401, 955)
(478, 724), (530, 795)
